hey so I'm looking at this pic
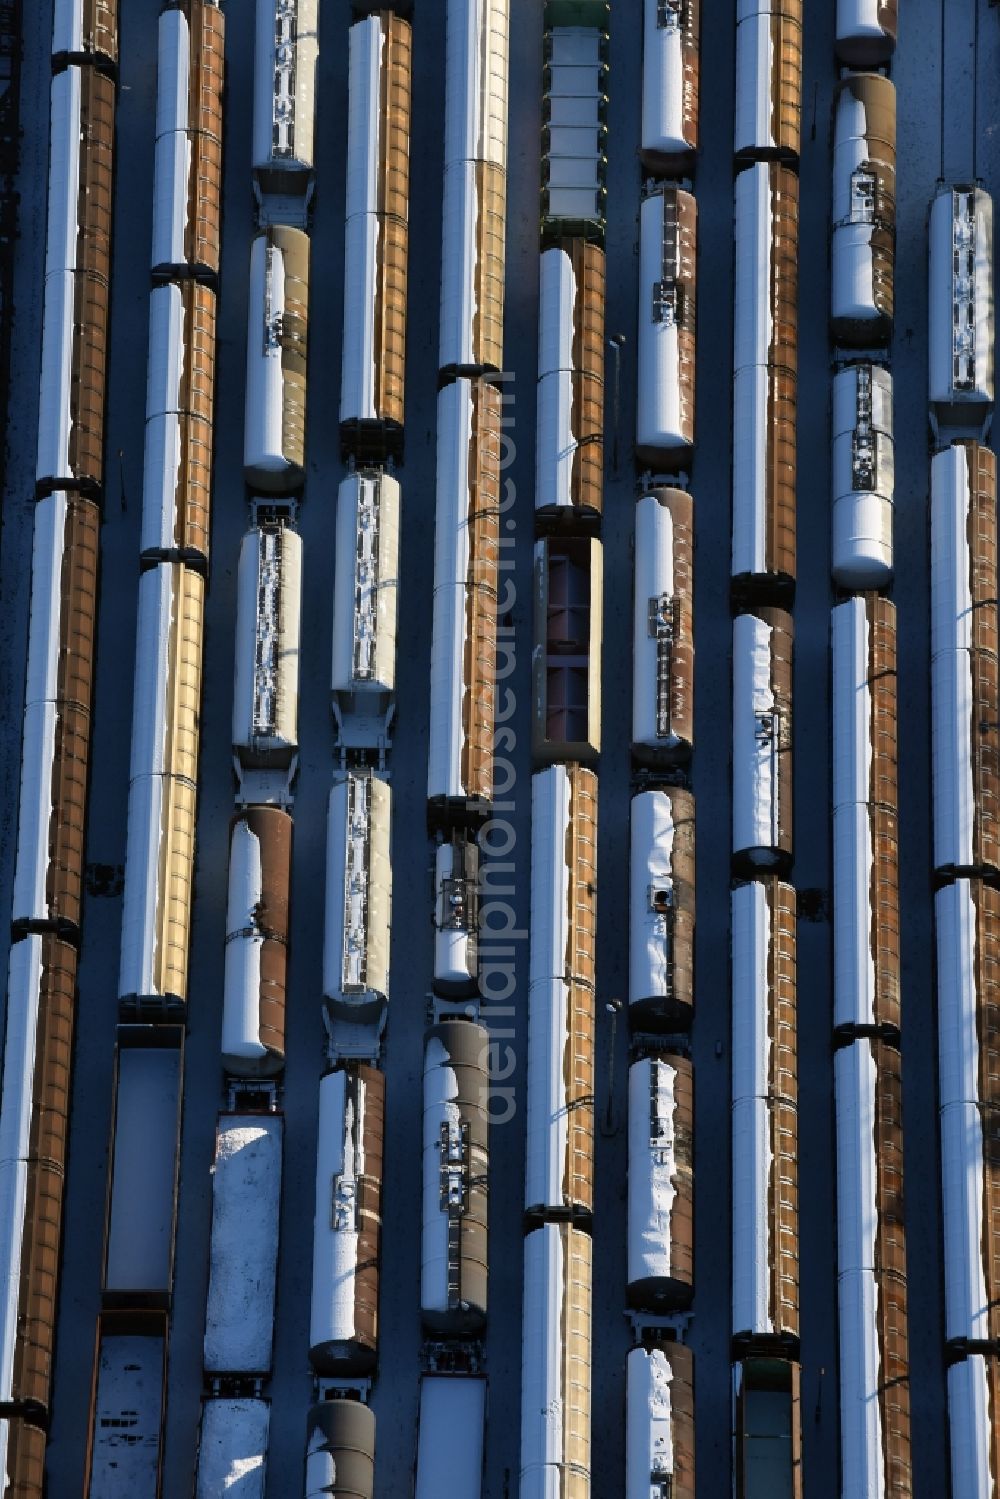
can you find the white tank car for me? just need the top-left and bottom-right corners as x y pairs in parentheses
(831, 363), (894, 587)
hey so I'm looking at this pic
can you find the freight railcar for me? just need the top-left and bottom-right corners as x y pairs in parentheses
(627, 1055), (694, 1310)
(633, 489), (694, 765)
(930, 442), (999, 879)
(536, 240), (605, 523)
(309, 1065), (384, 1375)
(440, 160), (506, 376)
(0, 937), (76, 1416)
(119, 564), (204, 1011)
(323, 770), (392, 1025)
(305, 1399), (375, 1499)
(415, 1375), (487, 1499)
(0, 1416), (45, 1498)
(640, 0), (699, 172)
(835, 0), (897, 65)
(834, 1038), (910, 1494)
(340, 12), (411, 458)
(541, 3), (609, 242)
(629, 787), (695, 1030)
(947, 1355), (1000, 1499)
(731, 879), (798, 1349)
(203, 1113), (282, 1377)
(520, 1222), (592, 1497)
(626, 1343), (695, 1499)
(195, 1398), (270, 1499)
(733, 0), (802, 162)
(732, 1357), (803, 1498)
(101, 1026), (183, 1307)
(152, 1), (224, 279)
(421, 1021), (489, 1335)
(141, 279), (217, 566)
(732, 164), (797, 599)
(244, 226), (310, 493)
(831, 596), (899, 1034)
(11, 493), (99, 938)
(732, 607), (793, 874)
(52, 0), (118, 68)
(936, 880), (1000, 1350)
(84, 1311), (168, 1498)
(532, 536), (603, 765)
(529, 763), (598, 992)
(36, 67), (114, 496)
(444, 0), (508, 170)
(831, 362), (894, 588)
(222, 807), (291, 1077)
(831, 75), (895, 346)
(637, 188), (696, 468)
(433, 834), (480, 997)
(232, 521), (302, 771)
(252, 0), (319, 200)
(428, 379), (501, 820)
(332, 471), (400, 751)
(929, 185), (994, 439)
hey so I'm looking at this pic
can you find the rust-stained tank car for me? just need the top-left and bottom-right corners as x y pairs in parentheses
(640, 0), (699, 173)
(52, 0), (119, 69)
(520, 1222), (593, 1497)
(222, 807), (292, 1078)
(731, 878), (799, 1351)
(304, 1399), (375, 1499)
(243, 227), (310, 493)
(832, 595), (899, 1035)
(536, 239), (604, 524)
(151, 1), (225, 279)
(309, 1065), (384, 1375)
(734, 0), (802, 162)
(636, 187), (696, 469)
(421, 1020), (489, 1336)
(836, 0), (897, 66)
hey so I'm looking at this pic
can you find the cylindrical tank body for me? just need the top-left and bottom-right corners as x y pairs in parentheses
(732, 164), (798, 598)
(525, 972), (595, 1220)
(931, 442), (999, 878)
(322, 771), (392, 1024)
(732, 607), (793, 873)
(832, 596), (899, 1033)
(52, 0), (118, 67)
(36, 270), (109, 499)
(731, 878), (798, 1347)
(535, 240), (605, 522)
(831, 75), (895, 345)
(831, 362), (894, 587)
(947, 1355), (1000, 1499)
(151, 3), (224, 278)
(310, 1066), (384, 1375)
(627, 1055), (694, 1311)
(222, 808), (291, 1077)
(834, 1037), (911, 1496)
(304, 1400), (375, 1499)
(529, 764), (598, 992)
(119, 562), (204, 1009)
(640, 0), (699, 171)
(243, 227), (310, 493)
(734, 0), (802, 161)
(11, 493), (99, 938)
(0, 1416), (47, 1497)
(936, 880), (1000, 1350)
(626, 1343), (695, 1499)
(331, 471), (400, 748)
(141, 279), (217, 565)
(0, 936), (76, 1415)
(929, 186), (994, 437)
(433, 835), (479, 997)
(427, 379), (501, 819)
(421, 1021), (489, 1336)
(836, 0), (896, 65)
(637, 188), (696, 467)
(632, 489), (694, 765)
(45, 66), (114, 286)
(340, 13), (411, 452)
(443, 0), (509, 170)
(252, 0), (319, 193)
(532, 536), (604, 766)
(232, 523), (302, 770)
(520, 1223), (592, 1497)
(629, 787), (695, 1030)
(439, 160), (506, 376)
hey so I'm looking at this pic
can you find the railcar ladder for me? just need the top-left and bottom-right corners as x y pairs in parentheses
(649, 591), (679, 740)
(851, 366), (876, 491)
